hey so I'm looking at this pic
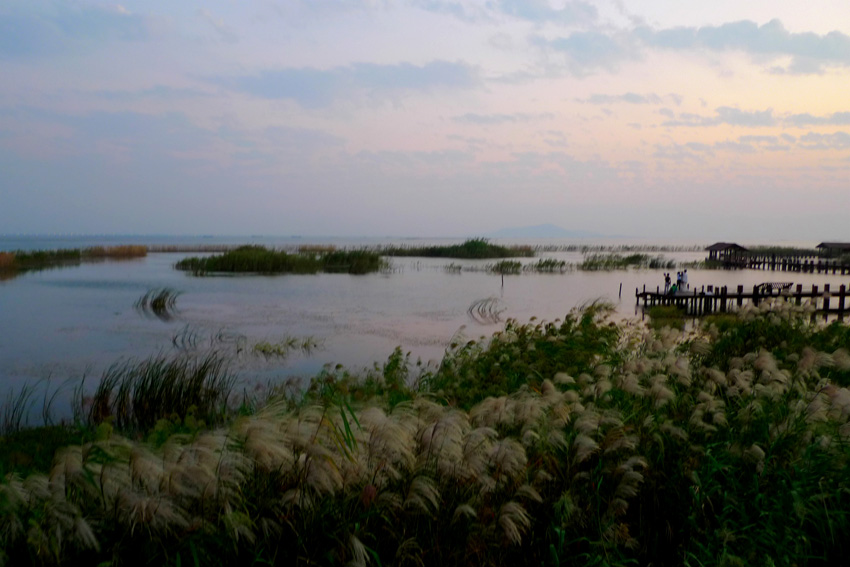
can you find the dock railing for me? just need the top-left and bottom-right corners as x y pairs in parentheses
(636, 283), (849, 320)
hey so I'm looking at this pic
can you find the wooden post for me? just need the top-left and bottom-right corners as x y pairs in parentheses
(737, 285), (744, 307)
(752, 284), (760, 307)
(795, 284), (803, 306)
(720, 286), (728, 312)
(839, 285), (846, 322)
(823, 284), (831, 321)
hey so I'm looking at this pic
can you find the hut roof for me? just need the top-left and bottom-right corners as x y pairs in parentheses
(706, 242), (748, 252)
(816, 242), (850, 251)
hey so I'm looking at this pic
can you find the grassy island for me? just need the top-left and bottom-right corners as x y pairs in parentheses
(2, 301), (850, 566)
(175, 245), (385, 275)
(383, 238), (534, 259)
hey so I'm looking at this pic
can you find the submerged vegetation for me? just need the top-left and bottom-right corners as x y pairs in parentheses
(3, 300), (850, 565)
(383, 238), (534, 259)
(175, 245), (385, 275)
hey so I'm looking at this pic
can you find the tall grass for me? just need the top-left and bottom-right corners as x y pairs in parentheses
(86, 352), (237, 432)
(2, 301), (850, 566)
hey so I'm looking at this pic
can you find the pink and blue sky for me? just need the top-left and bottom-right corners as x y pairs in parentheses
(1, 1), (849, 240)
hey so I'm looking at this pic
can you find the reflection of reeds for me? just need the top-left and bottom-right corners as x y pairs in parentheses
(134, 288), (180, 321)
(467, 297), (506, 325)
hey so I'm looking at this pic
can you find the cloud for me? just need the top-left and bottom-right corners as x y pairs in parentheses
(0, 3), (162, 58)
(533, 30), (637, 74)
(635, 19), (850, 74)
(663, 107), (776, 127)
(490, 0), (597, 24)
(785, 111), (850, 127)
(218, 61), (479, 108)
(579, 92), (683, 105)
(197, 9), (239, 44)
(452, 112), (554, 124)
(799, 131), (850, 150)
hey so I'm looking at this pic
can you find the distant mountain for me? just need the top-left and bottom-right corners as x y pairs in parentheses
(487, 224), (605, 239)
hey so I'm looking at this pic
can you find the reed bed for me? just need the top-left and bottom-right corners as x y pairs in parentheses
(83, 245), (148, 258)
(2, 301), (850, 566)
(175, 245), (385, 275)
(383, 238), (534, 259)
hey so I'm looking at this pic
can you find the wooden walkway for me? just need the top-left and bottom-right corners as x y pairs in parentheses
(636, 283), (850, 320)
(718, 255), (850, 274)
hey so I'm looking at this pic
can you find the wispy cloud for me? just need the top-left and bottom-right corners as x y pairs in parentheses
(217, 61), (479, 108)
(578, 92), (682, 105)
(452, 112), (554, 124)
(0, 3), (162, 57)
(662, 107), (776, 127)
(532, 30), (637, 74)
(635, 19), (850, 74)
(786, 112), (850, 127)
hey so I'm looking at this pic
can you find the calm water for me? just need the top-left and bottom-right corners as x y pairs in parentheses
(1, 235), (845, 420)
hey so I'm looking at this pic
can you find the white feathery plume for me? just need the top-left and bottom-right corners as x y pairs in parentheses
(498, 501), (531, 545)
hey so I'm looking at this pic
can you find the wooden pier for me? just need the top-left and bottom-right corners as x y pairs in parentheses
(636, 283), (850, 320)
(718, 255), (850, 274)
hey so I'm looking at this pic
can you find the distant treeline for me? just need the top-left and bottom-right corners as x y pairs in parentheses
(175, 245), (385, 275)
(382, 238), (534, 259)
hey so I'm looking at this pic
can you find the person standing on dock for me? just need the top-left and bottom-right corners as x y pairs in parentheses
(682, 269), (688, 290)
(664, 273), (671, 293)
(676, 272), (682, 288)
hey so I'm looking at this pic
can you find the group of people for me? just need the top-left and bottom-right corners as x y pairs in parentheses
(663, 270), (688, 295)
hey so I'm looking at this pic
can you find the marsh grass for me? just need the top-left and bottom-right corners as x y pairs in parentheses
(3, 301), (850, 566)
(579, 252), (674, 270)
(384, 238), (534, 259)
(175, 245), (384, 275)
(84, 245), (147, 258)
(86, 352), (236, 432)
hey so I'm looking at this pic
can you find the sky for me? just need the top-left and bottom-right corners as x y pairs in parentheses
(1, 1), (849, 240)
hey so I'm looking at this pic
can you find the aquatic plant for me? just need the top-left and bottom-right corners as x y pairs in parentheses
(134, 288), (180, 321)
(579, 252), (672, 271)
(85, 352), (237, 432)
(83, 245), (147, 258)
(488, 260), (522, 274)
(384, 238), (534, 259)
(175, 245), (384, 275)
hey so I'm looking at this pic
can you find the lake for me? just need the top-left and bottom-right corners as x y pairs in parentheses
(1, 235), (845, 421)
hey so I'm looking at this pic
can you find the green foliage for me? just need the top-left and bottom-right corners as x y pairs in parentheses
(646, 305), (687, 330)
(489, 260), (522, 274)
(175, 245), (385, 275)
(421, 302), (620, 408)
(86, 352), (236, 433)
(384, 238), (534, 259)
(3, 300), (850, 566)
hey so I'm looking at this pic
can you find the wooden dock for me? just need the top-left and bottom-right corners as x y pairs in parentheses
(718, 255), (850, 274)
(636, 283), (850, 320)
